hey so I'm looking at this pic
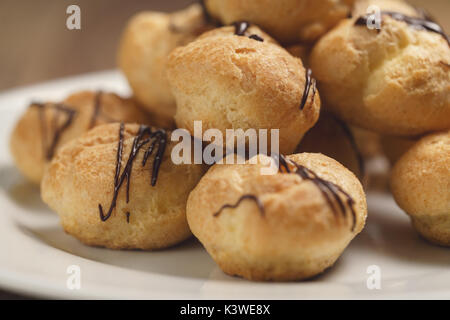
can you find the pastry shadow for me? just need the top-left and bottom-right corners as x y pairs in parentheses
(16, 219), (347, 284)
(0, 165), (49, 214)
(352, 204), (450, 267)
(15, 222), (217, 280)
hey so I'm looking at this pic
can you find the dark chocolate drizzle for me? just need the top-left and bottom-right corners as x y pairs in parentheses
(333, 116), (365, 180)
(31, 102), (77, 160)
(280, 155), (357, 231)
(233, 21), (264, 42)
(299, 68), (317, 110)
(213, 194), (265, 217)
(248, 34), (264, 42)
(126, 212), (130, 224)
(277, 153), (292, 173)
(354, 15), (373, 27)
(89, 91), (102, 128)
(355, 11), (449, 45)
(98, 123), (168, 222)
(212, 154), (357, 231)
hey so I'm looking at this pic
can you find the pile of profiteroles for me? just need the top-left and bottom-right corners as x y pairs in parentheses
(9, 0), (449, 281)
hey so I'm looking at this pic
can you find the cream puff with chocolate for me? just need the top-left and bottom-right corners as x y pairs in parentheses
(41, 123), (206, 250)
(310, 0), (450, 136)
(10, 91), (156, 184)
(167, 23), (321, 155)
(187, 153), (367, 281)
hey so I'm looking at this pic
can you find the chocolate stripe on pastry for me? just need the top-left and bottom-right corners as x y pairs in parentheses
(355, 11), (449, 45)
(332, 116), (365, 179)
(213, 194), (265, 217)
(248, 34), (264, 42)
(31, 102), (77, 160)
(299, 68), (317, 110)
(277, 153), (292, 173)
(99, 123), (168, 222)
(281, 155), (357, 231)
(89, 91), (103, 128)
(212, 154), (357, 231)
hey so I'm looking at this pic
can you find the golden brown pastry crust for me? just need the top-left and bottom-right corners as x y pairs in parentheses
(118, 4), (212, 122)
(187, 153), (367, 281)
(390, 130), (450, 246)
(167, 25), (321, 155)
(310, 0), (450, 136)
(204, 0), (355, 43)
(41, 123), (206, 250)
(10, 91), (155, 184)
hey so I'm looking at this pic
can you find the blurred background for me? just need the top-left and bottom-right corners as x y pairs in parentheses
(0, 0), (448, 299)
(0, 0), (448, 91)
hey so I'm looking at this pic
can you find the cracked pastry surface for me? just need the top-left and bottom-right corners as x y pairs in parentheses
(118, 4), (212, 123)
(187, 153), (367, 281)
(10, 91), (156, 184)
(167, 24), (320, 155)
(390, 130), (450, 246)
(41, 123), (206, 250)
(310, 0), (450, 136)
(203, 0), (355, 43)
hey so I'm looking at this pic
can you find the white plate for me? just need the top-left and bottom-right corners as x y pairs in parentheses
(0, 70), (448, 300)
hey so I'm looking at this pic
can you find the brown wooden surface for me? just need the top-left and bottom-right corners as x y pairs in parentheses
(0, 0), (448, 91)
(0, 0), (448, 299)
(0, 0), (195, 91)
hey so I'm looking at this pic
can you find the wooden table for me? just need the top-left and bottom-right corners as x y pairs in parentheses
(0, 0), (448, 91)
